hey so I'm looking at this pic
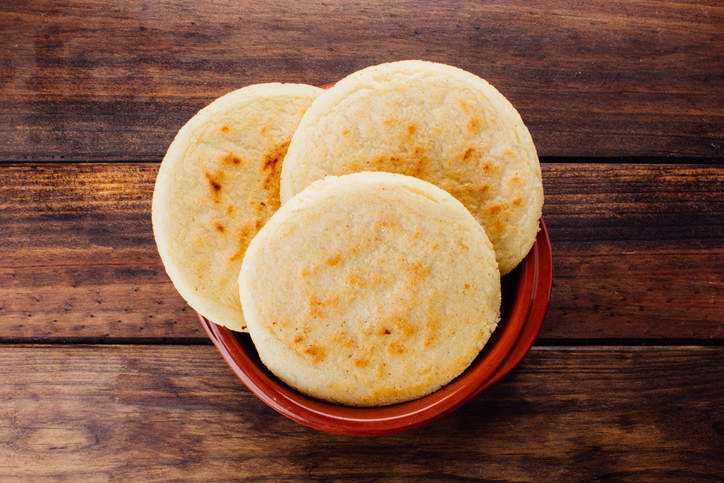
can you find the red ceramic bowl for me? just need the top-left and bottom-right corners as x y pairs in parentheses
(199, 218), (552, 436)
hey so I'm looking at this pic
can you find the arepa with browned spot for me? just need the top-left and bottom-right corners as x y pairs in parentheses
(280, 60), (543, 275)
(152, 83), (323, 331)
(239, 172), (501, 406)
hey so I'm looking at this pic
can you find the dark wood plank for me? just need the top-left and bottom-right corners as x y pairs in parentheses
(0, 345), (721, 481)
(1, 0), (722, 161)
(542, 164), (724, 340)
(1, 163), (722, 342)
(0, 163), (203, 341)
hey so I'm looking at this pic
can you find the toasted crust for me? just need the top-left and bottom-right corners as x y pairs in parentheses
(152, 83), (323, 331)
(239, 172), (501, 406)
(280, 60), (543, 274)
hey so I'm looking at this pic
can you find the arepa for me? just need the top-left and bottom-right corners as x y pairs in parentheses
(239, 172), (501, 407)
(280, 60), (543, 275)
(152, 83), (323, 331)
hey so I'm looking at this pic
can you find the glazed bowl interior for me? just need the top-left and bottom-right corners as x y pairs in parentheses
(200, 218), (552, 436)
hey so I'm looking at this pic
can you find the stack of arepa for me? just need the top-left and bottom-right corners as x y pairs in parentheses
(152, 60), (543, 407)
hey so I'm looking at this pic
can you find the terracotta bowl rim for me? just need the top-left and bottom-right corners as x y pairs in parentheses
(200, 218), (552, 436)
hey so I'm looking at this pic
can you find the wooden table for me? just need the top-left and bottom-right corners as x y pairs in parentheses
(2, 1), (723, 480)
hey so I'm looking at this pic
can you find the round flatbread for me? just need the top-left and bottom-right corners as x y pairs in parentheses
(280, 60), (543, 275)
(239, 172), (501, 407)
(152, 83), (323, 331)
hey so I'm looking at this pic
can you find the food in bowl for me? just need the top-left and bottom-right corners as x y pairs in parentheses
(153, 60), (547, 423)
(239, 172), (501, 407)
(198, 219), (551, 436)
(152, 83), (323, 331)
(281, 60), (543, 276)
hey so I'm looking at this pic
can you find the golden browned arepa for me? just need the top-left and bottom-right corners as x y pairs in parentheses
(239, 172), (501, 407)
(280, 60), (543, 275)
(152, 83), (323, 331)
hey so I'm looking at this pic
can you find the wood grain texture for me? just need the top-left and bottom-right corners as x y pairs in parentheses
(2, 1), (721, 478)
(0, 345), (722, 482)
(1, 0), (723, 161)
(0, 163), (202, 341)
(1, 163), (722, 342)
(542, 164), (724, 340)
